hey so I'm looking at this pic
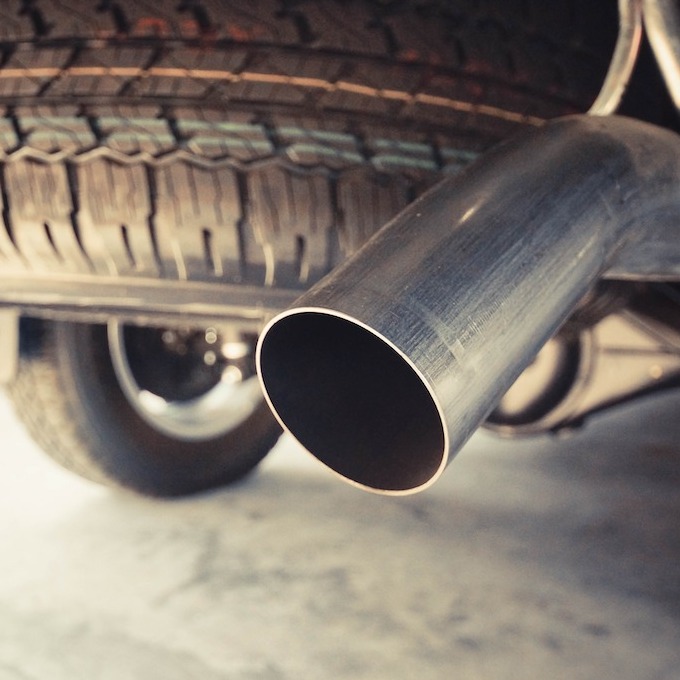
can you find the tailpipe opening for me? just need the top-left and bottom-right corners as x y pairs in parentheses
(257, 311), (447, 494)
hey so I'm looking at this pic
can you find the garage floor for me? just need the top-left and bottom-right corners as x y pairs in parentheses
(0, 390), (679, 680)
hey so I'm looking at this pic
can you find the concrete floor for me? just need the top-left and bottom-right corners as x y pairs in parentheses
(0, 391), (679, 680)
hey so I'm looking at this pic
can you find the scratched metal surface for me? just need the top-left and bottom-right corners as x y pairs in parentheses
(0, 390), (678, 680)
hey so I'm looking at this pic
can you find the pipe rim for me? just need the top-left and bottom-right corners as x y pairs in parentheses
(256, 307), (450, 496)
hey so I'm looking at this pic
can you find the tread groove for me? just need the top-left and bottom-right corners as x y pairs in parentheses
(64, 160), (95, 271)
(0, 165), (18, 254)
(42, 221), (62, 261)
(7, 109), (25, 150)
(19, 1), (50, 39)
(85, 114), (105, 144)
(96, 1), (132, 36)
(143, 163), (164, 275)
(235, 168), (251, 283)
(120, 224), (137, 268)
(177, 1), (214, 38)
(277, 4), (316, 45)
(368, 16), (399, 58)
(202, 226), (219, 276)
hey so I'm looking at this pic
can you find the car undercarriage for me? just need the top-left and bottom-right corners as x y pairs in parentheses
(1, 0), (679, 497)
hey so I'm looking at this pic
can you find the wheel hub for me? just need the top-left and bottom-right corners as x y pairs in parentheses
(107, 321), (263, 441)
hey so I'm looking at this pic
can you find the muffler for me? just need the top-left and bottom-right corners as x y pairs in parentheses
(256, 115), (680, 495)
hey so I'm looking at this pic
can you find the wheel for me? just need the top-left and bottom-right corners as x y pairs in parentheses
(8, 318), (280, 496)
(0, 0), (620, 494)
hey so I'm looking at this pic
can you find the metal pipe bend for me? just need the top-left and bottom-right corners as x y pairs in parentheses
(257, 115), (680, 495)
(644, 0), (680, 111)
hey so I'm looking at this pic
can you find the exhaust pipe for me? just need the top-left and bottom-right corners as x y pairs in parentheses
(256, 115), (680, 495)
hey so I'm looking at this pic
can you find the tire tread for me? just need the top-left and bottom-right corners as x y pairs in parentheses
(0, 2), (618, 289)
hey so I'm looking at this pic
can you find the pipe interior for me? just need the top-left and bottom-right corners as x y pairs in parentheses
(258, 312), (445, 492)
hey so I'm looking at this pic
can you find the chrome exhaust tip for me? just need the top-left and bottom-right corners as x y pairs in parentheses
(257, 115), (680, 495)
